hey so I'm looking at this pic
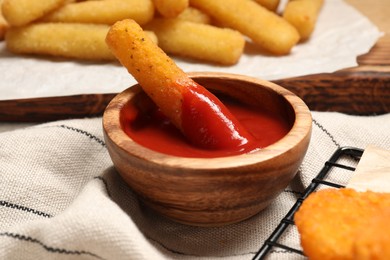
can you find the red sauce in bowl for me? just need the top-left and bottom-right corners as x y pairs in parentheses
(180, 81), (255, 151)
(121, 91), (293, 158)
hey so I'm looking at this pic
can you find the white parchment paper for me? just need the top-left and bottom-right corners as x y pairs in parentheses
(0, 0), (382, 100)
(347, 145), (390, 193)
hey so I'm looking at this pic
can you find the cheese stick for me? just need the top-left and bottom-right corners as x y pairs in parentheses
(190, 0), (300, 55)
(144, 18), (245, 65)
(152, 0), (188, 18)
(2, 0), (66, 26)
(41, 0), (154, 25)
(283, 0), (324, 41)
(106, 19), (254, 149)
(6, 22), (157, 60)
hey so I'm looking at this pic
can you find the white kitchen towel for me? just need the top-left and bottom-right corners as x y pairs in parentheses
(1, 111), (389, 260)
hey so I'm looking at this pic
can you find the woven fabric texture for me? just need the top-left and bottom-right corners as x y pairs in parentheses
(1, 112), (389, 260)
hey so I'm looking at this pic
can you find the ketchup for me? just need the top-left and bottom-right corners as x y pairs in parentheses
(122, 91), (292, 158)
(181, 81), (255, 151)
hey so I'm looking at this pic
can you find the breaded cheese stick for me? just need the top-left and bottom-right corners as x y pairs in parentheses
(0, 0), (8, 40)
(2, 0), (66, 26)
(6, 23), (115, 60)
(253, 0), (280, 12)
(106, 19), (254, 149)
(41, 0), (154, 25)
(145, 18), (244, 65)
(6, 22), (157, 60)
(190, 0), (300, 55)
(107, 19), (189, 128)
(176, 6), (210, 24)
(283, 0), (324, 41)
(152, 0), (188, 18)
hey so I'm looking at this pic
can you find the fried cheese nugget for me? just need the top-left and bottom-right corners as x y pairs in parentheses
(283, 0), (324, 41)
(2, 0), (66, 26)
(353, 208), (390, 259)
(41, 0), (154, 25)
(144, 18), (245, 65)
(190, 0), (299, 55)
(294, 188), (390, 260)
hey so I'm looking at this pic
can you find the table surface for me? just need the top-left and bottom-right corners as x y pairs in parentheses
(346, 0), (389, 68)
(0, 0), (389, 123)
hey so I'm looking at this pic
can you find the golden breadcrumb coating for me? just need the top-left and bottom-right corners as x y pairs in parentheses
(294, 188), (390, 260)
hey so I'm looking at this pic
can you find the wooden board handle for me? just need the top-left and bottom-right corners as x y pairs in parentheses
(274, 70), (390, 115)
(0, 93), (117, 122)
(0, 70), (389, 122)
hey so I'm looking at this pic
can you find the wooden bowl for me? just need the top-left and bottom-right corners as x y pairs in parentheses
(103, 72), (312, 226)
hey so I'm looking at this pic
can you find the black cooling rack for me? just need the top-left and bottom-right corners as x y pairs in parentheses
(253, 146), (364, 260)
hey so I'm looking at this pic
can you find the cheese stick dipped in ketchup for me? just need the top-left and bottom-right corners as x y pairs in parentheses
(106, 19), (255, 151)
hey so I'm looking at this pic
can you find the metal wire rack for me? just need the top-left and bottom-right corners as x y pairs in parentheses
(253, 146), (364, 260)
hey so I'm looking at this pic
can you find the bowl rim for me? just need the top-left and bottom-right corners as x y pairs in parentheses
(103, 72), (312, 169)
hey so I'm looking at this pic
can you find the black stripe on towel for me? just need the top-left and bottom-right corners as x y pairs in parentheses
(0, 201), (52, 218)
(0, 232), (104, 259)
(312, 118), (340, 148)
(283, 189), (304, 196)
(58, 125), (106, 147)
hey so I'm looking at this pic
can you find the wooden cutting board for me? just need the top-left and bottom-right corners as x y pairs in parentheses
(0, 0), (389, 122)
(277, 0), (390, 115)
